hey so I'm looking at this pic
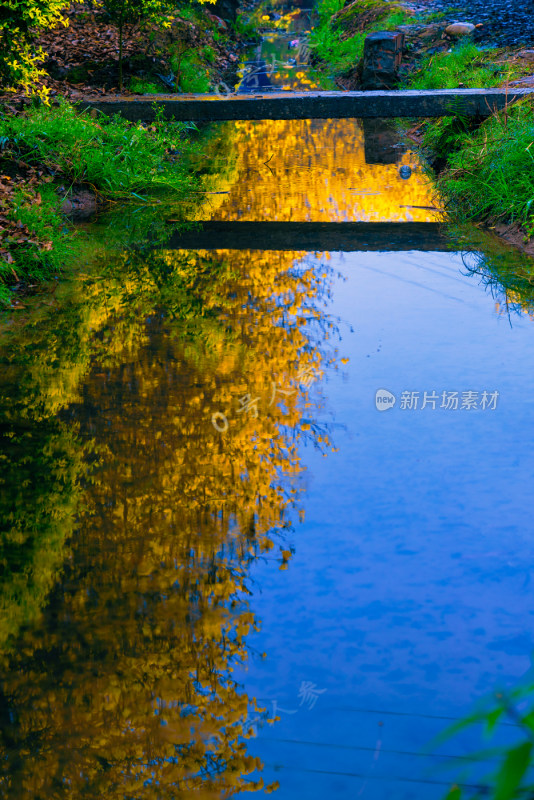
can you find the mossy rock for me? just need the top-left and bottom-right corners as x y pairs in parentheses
(332, 0), (404, 39)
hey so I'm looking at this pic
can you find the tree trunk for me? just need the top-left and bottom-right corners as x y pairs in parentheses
(118, 18), (124, 91)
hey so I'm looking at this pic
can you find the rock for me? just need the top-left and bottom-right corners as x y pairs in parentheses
(392, 22), (449, 65)
(518, 50), (534, 60)
(445, 22), (476, 37)
(206, 12), (228, 30)
(60, 189), (97, 220)
(418, 23), (447, 39)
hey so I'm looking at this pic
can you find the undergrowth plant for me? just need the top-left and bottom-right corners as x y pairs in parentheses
(129, 77), (161, 93)
(0, 182), (80, 305)
(427, 100), (534, 234)
(0, 100), (198, 198)
(0, 100), (201, 303)
(406, 42), (522, 90)
(169, 42), (212, 93)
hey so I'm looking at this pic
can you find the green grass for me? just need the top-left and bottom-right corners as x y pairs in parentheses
(129, 77), (161, 93)
(0, 100), (201, 303)
(309, 0), (411, 74)
(406, 42), (522, 89)
(0, 182), (79, 288)
(0, 100), (197, 198)
(202, 44), (216, 64)
(177, 55), (211, 93)
(417, 10), (446, 21)
(428, 101), (534, 232)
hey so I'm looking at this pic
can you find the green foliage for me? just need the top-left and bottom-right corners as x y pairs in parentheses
(420, 10), (446, 21)
(99, 0), (218, 91)
(99, 0), (175, 90)
(129, 76), (161, 93)
(233, 10), (261, 39)
(443, 222), (534, 317)
(0, 100), (197, 198)
(5, 183), (79, 280)
(174, 51), (211, 92)
(310, 22), (365, 74)
(309, 0), (410, 74)
(0, 0), (70, 95)
(0, 281), (10, 306)
(202, 44), (216, 63)
(419, 113), (480, 163)
(428, 100), (534, 231)
(317, 0), (344, 20)
(495, 742), (532, 800)
(406, 42), (521, 90)
(309, 0), (358, 72)
(439, 678), (534, 800)
(165, 35), (214, 93)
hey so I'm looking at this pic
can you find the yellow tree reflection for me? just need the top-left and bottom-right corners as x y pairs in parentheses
(204, 119), (441, 223)
(0, 244), (339, 798)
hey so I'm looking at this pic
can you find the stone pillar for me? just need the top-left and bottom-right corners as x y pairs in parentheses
(361, 31), (405, 90)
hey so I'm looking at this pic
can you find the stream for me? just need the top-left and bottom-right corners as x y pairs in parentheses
(1, 4), (534, 799)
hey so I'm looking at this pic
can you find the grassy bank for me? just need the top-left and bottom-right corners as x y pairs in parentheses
(420, 100), (534, 239)
(0, 100), (201, 306)
(0, 0), (259, 307)
(405, 40), (522, 90)
(401, 41), (534, 240)
(309, 0), (411, 76)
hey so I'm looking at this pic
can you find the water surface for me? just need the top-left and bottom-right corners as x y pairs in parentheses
(1, 9), (534, 800)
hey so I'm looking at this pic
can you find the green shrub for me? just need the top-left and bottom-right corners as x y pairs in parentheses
(0, 0), (70, 96)
(176, 55), (211, 92)
(7, 183), (77, 274)
(202, 44), (216, 64)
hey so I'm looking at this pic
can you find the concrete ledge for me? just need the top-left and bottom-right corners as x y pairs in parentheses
(77, 89), (534, 121)
(162, 221), (450, 251)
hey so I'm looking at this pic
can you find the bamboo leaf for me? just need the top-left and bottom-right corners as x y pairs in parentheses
(494, 741), (532, 800)
(486, 707), (504, 736)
